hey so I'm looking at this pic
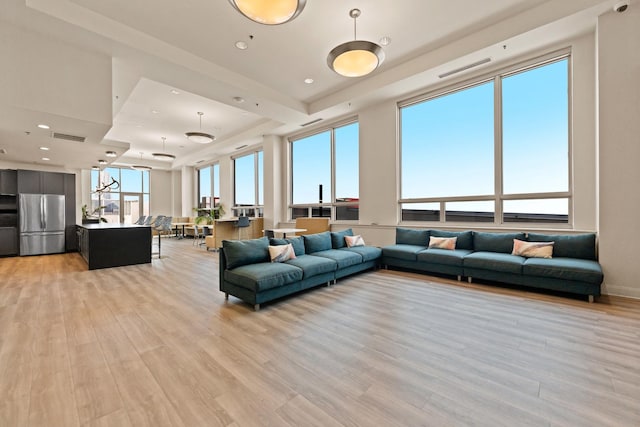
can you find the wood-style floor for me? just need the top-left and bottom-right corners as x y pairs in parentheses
(1, 237), (639, 427)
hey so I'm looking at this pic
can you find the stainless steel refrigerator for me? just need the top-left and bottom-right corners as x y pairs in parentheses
(19, 193), (65, 256)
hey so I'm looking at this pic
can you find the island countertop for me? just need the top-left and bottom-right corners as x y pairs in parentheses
(78, 223), (151, 230)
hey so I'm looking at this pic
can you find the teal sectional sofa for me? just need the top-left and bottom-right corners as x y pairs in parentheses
(219, 230), (381, 310)
(381, 228), (603, 302)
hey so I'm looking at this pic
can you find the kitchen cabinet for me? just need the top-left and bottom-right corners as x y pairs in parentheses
(64, 173), (77, 251)
(0, 227), (18, 256)
(17, 170), (65, 194)
(0, 170), (17, 195)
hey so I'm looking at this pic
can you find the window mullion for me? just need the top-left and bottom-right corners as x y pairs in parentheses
(494, 75), (503, 225)
(330, 129), (336, 221)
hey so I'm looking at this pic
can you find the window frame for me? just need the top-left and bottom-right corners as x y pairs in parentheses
(232, 149), (263, 217)
(288, 118), (359, 222)
(196, 162), (220, 209)
(398, 49), (572, 228)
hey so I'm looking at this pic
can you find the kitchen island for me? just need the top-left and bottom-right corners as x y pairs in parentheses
(77, 223), (151, 270)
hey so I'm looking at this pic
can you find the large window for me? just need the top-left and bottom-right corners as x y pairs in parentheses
(400, 54), (569, 225)
(91, 167), (150, 223)
(290, 121), (359, 220)
(197, 163), (220, 208)
(233, 151), (263, 217)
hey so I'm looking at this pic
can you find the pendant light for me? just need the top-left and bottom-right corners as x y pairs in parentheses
(327, 9), (385, 78)
(132, 152), (152, 171)
(152, 137), (176, 161)
(228, 0), (306, 25)
(185, 112), (215, 144)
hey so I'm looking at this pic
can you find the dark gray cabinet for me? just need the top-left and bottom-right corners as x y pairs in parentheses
(17, 170), (65, 194)
(0, 170), (17, 195)
(0, 227), (18, 256)
(64, 174), (77, 251)
(17, 170), (41, 194)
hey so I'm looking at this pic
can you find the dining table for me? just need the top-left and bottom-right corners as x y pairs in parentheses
(266, 228), (307, 238)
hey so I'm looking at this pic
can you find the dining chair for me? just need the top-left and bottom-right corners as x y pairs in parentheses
(143, 216), (154, 225)
(192, 225), (205, 246)
(134, 215), (146, 225)
(264, 229), (275, 239)
(234, 216), (251, 239)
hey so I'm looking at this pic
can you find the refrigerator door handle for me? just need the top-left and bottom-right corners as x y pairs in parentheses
(42, 196), (46, 229)
(41, 196), (46, 230)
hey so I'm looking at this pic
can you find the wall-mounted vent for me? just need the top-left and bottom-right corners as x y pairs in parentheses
(0, 148), (7, 154)
(235, 144), (248, 150)
(196, 160), (205, 164)
(300, 118), (322, 127)
(438, 58), (491, 79)
(52, 132), (86, 142)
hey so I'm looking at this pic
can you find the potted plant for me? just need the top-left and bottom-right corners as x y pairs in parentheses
(81, 204), (108, 224)
(193, 203), (225, 225)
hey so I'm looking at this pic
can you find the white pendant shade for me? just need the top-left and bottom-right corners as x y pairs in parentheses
(229, 0), (306, 25)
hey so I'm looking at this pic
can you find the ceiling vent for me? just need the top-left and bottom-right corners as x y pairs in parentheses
(52, 132), (86, 143)
(300, 118), (322, 127)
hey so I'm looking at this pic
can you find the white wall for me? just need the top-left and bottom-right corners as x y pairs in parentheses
(149, 169), (172, 216)
(262, 135), (283, 230)
(597, 6), (640, 298)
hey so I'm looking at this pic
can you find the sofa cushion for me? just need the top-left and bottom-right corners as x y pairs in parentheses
(417, 248), (473, 267)
(463, 252), (525, 274)
(474, 232), (526, 254)
(311, 249), (363, 269)
(430, 230), (474, 250)
(270, 236), (305, 256)
(523, 257), (603, 285)
(342, 246), (382, 262)
(223, 237), (270, 269)
(396, 228), (429, 246)
(331, 228), (354, 249)
(527, 233), (597, 261)
(303, 232), (332, 254)
(285, 254), (337, 279)
(381, 244), (426, 261)
(224, 262), (303, 292)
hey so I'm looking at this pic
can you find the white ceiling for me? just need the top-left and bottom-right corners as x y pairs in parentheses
(0, 0), (619, 170)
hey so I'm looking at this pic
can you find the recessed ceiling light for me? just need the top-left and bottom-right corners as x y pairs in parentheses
(379, 36), (392, 46)
(39, 146), (50, 151)
(233, 96), (245, 103)
(235, 41), (248, 50)
(151, 110), (159, 114)
(170, 89), (180, 95)
(41, 157), (50, 161)
(304, 78), (314, 84)
(92, 166), (100, 170)
(98, 159), (107, 165)
(37, 124), (50, 129)
(105, 151), (117, 157)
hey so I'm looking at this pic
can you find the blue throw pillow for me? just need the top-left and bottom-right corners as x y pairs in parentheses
(527, 233), (596, 260)
(474, 232), (525, 254)
(396, 228), (429, 246)
(223, 237), (270, 269)
(331, 228), (354, 249)
(429, 230), (473, 250)
(303, 231), (332, 253)
(270, 236), (305, 257)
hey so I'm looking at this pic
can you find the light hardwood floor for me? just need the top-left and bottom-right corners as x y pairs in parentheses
(0, 237), (639, 426)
